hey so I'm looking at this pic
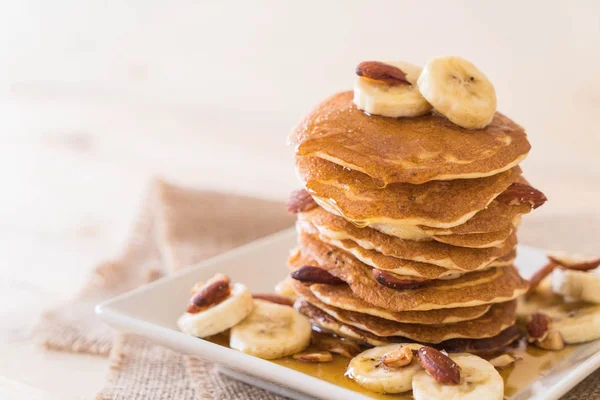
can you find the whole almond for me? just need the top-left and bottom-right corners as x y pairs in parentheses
(371, 269), (429, 290)
(187, 274), (231, 313)
(291, 266), (345, 285)
(495, 182), (547, 210)
(417, 346), (461, 385)
(527, 313), (551, 340)
(356, 61), (411, 86)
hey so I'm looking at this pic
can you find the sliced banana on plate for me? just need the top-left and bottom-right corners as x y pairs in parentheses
(552, 268), (600, 304)
(230, 299), (312, 359)
(177, 282), (254, 338)
(346, 343), (423, 394)
(537, 304), (600, 345)
(418, 56), (496, 129)
(353, 61), (432, 118)
(412, 353), (504, 400)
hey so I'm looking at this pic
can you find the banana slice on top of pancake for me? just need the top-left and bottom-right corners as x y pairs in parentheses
(418, 56), (497, 129)
(353, 61), (432, 118)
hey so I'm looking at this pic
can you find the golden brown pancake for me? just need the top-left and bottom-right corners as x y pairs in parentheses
(288, 241), (455, 279)
(289, 241), (515, 279)
(299, 208), (517, 271)
(304, 291), (516, 343)
(311, 238), (463, 279)
(295, 297), (397, 346)
(314, 238), (515, 279)
(421, 202), (530, 236)
(297, 156), (522, 228)
(293, 233), (529, 311)
(429, 227), (513, 248)
(295, 299), (522, 352)
(293, 280), (491, 324)
(291, 91), (530, 185)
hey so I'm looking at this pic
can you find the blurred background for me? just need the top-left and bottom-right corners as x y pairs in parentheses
(0, 0), (599, 397)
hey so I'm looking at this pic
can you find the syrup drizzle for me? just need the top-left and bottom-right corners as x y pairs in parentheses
(205, 330), (573, 399)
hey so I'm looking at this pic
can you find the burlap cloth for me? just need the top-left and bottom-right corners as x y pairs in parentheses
(34, 179), (599, 399)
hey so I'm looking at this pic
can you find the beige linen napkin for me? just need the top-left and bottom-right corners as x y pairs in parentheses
(34, 180), (599, 399)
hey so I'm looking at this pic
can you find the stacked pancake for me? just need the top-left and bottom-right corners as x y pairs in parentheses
(286, 91), (546, 353)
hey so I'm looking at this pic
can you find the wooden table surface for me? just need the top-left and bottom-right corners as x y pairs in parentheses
(0, 1), (599, 398)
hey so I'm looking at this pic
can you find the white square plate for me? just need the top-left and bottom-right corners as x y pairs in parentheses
(96, 228), (600, 400)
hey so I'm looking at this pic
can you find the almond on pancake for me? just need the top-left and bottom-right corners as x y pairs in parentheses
(293, 280), (491, 325)
(293, 233), (529, 311)
(296, 156), (522, 229)
(290, 91), (530, 185)
(295, 299), (521, 352)
(299, 208), (517, 271)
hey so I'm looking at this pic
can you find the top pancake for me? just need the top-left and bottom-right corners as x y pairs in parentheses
(297, 156), (522, 229)
(291, 91), (530, 185)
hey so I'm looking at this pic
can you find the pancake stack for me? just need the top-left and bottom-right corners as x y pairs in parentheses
(286, 91), (546, 353)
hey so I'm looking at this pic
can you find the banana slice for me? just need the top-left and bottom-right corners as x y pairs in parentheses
(551, 268), (600, 304)
(346, 343), (422, 394)
(412, 354), (503, 400)
(177, 282), (254, 338)
(230, 299), (311, 359)
(353, 61), (432, 118)
(417, 56), (496, 129)
(539, 304), (600, 344)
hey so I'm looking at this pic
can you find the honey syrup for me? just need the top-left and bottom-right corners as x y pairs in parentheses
(206, 332), (573, 399)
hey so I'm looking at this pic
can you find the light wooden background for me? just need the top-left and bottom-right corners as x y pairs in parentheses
(0, 1), (599, 398)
